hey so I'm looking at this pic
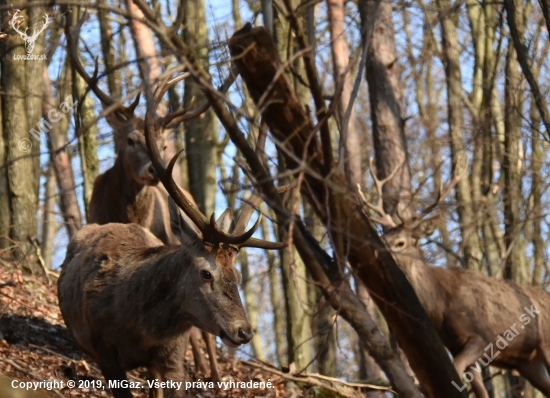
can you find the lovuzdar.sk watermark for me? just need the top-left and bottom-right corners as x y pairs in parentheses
(10, 10), (49, 61)
(452, 304), (540, 391)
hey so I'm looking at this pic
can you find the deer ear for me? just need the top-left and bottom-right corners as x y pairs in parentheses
(215, 208), (235, 233)
(168, 197), (202, 243)
(413, 215), (439, 239)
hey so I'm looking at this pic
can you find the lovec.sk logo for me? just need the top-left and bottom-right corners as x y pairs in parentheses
(11, 10), (49, 61)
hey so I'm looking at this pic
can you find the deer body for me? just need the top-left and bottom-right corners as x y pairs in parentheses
(89, 157), (183, 246)
(383, 220), (550, 397)
(59, 214), (254, 398)
(362, 159), (550, 397)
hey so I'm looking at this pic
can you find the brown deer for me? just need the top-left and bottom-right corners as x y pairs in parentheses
(58, 89), (291, 397)
(359, 160), (550, 398)
(66, 15), (223, 383)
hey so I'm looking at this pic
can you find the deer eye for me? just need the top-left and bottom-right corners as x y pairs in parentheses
(394, 240), (406, 249)
(163, 145), (167, 151)
(127, 137), (135, 146)
(200, 270), (212, 281)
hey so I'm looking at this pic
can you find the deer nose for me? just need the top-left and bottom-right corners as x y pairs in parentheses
(237, 327), (254, 343)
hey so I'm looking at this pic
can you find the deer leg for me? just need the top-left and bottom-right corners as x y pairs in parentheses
(453, 337), (487, 376)
(151, 334), (189, 398)
(189, 327), (208, 374)
(471, 371), (490, 398)
(453, 337), (491, 398)
(96, 346), (133, 398)
(517, 350), (550, 397)
(202, 331), (221, 383)
(147, 366), (164, 398)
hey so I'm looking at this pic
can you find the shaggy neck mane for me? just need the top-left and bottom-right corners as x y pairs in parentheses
(125, 241), (204, 339)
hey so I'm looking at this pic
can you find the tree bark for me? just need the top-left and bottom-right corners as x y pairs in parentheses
(262, 209), (287, 366)
(1, 7), (38, 264)
(435, 0), (483, 271)
(359, 0), (412, 221)
(43, 66), (82, 238)
(239, 249), (267, 361)
(73, 68), (99, 219)
(502, 26), (527, 286)
(183, 0), (217, 217)
(41, 164), (57, 270)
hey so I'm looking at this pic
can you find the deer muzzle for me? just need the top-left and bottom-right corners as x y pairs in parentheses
(219, 322), (254, 347)
(140, 162), (160, 185)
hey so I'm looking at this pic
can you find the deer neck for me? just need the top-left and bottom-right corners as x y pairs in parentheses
(396, 253), (446, 322)
(111, 154), (155, 225)
(128, 244), (198, 339)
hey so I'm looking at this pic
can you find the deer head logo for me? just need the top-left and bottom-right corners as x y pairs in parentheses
(10, 10), (49, 55)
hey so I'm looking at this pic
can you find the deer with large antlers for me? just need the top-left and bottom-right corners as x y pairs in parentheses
(58, 72), (292, 397)
(359, 160), (550, 397)
(64, 14), (233, 387)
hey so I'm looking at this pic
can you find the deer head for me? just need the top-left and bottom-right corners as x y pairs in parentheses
(66, 13), (190, 188)
(359, 158), (467, 265)
(11, 10), (49, 55)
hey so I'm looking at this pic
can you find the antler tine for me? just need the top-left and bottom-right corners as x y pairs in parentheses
(364, 158), (404, 228)
(415, 156), (469, 221)
(144, 95), (208, 233)
(66, 11), (137, 119)
(233, 181), (298, 235)
(211, 212), (263, 246)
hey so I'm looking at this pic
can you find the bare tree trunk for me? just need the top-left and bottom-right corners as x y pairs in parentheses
(1, 7), (38, 265)
(183, 0), (217, 217)
(97, 0), (122, 102)
(0, 81), (8, 249)
(27, 5), (46, 204)
(502, 37), (527, 285)
(44, 66), (82, 238)
(73, 66), (99, 219)
(435, 0), (483, 270)
(359, 0), (412, 221)
(329, 0), (383, 386)
(240, 249), (267, 361)
(41, 165), (57, 270)
(262, 209), (287, 366)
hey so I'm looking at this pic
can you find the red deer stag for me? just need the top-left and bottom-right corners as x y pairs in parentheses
(66, 16), (223, 382)
(359, 160), (550, 398)
(58, 94), (291, 397)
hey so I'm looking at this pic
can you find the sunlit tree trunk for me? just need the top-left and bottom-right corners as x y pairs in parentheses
(436, 0), (483, 271)
(44, 66), (82, 238)
(0, 84), (8, 249)
(183, 0), (216, 217)
(41, 164), (57, 270)
(1, 6), (39, 265)
(239, 249), (267, 361)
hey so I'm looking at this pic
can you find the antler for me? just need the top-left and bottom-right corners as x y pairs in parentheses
(230, 182), (298, 249)
(409, 157), (469, 228)
(359, 157), (468, 230)
(144, 81), (290, 250)
(362, 158), (405, 229)
(66, 11), (140, 121)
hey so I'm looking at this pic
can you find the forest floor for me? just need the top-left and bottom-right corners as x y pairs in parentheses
(0, 264), (296, 398)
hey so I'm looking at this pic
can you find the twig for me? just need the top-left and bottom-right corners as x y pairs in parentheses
(241, 359), (394, 396)
(28, 237), (50, 285)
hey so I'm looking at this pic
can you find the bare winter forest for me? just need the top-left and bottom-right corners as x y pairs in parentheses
(1, 0), (550, 396)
